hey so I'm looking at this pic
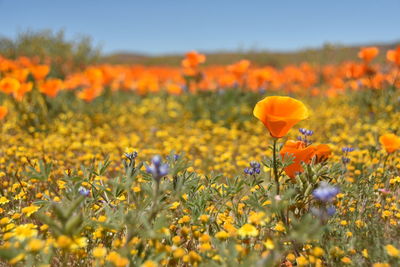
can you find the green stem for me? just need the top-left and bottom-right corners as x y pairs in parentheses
(272, 138), (280, 195)
(149, 180), (160, 222)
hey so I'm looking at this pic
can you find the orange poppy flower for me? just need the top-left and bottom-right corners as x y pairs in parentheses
(166, 83), (183, 95)
(39, 78), (64, 98)
(10, 68), (30, 83)
(314, 144), (332, 163)
(13, 82), (33, 102)
(228, 60), (250, 75)
(85, 67), (104, 86)
(0, 77), (20, 95)
(358, 47), (379, 63)
(77, 86), (103, 102)
(181, 51), (206, 68)
(182, 67), (197, 77)
(13, 82), (33, 101)
(387, 46), (400, 66)
(280, 141), (331, 178)
(30, 65), (50, 81)
(0, 106), (8, 120)
(253, 96), (309, 138)
(280, 140), (316, 178)
(379, 133), (400, 153)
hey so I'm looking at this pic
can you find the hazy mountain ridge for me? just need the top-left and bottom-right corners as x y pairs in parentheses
(102, 41), (400, 67)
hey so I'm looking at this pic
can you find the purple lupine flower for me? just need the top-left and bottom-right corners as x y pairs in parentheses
(312, 182), (339, 202)
(146, 155), (169, 182)
(166, 154), (180, 161)
(298, 128), (314, 145)
(124, 151), (138, 161)
(250, 161), (260, 169)
(342, 147), (355, 153)
(244, 161), (261, 176)
(78, 186), (90, 197)
(311, 206), (336, 219)
(327, 206), (336, 216)
(341, 156), (350, 164)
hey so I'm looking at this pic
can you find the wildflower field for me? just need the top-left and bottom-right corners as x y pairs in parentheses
(0, 46), (400, 267)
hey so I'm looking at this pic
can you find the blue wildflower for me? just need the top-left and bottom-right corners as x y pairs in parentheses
(78, 186), (90, 197)
(146, 155), (169, 182)
(312, 182), (339, 202)
(327, 206), (336, 216)
(124, 151), (138, 161)
(244, 161), (261, 176)
(298, 128), (314, 145)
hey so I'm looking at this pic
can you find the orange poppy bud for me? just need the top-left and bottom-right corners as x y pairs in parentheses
(253, 96), (309, 138)
(358, 47), (379, 63)
(379, 133), (400, 153)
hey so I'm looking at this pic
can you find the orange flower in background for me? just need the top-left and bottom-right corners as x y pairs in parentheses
(379, 133), (400, 153)
(345, 63), (365, 79)
(85, 67), (104, 86)
(0, 77), (20, 95)
(181, 51), (206, 68)
(228, 60), (250, 75)
(387, 46), (400, 66)
(13, 82), (33, 102)
(0, 106), (8, 119)
(228, 60), (251, 85)
(279, 140), (316, 178)
(18, 56), (33, 68)
(136, 75), (159, 95)
(39, 78), (64, 98)
(0, 57), (17, 72)
(10, 68), (30, 82)
(358, 47), (379, 63)
(166, 83), (183, 95)
(253, 96), (309, 138)
(30, 65), (50, 81)
(218, 73), (236, 88)
(182, 67), (197, 77)
(77, 86), (103, 102)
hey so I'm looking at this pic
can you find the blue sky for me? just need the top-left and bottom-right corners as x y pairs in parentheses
(0, 0), (399, 55)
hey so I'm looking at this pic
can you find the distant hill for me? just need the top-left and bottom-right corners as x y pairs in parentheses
(101, 41), (400, 67)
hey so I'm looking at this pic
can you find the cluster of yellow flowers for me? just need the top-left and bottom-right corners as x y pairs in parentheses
(0, 90), (398, 266)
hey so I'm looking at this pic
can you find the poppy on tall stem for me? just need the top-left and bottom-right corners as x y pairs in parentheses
(253, 96), (309, 138)
(253, 96), (309, 195)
